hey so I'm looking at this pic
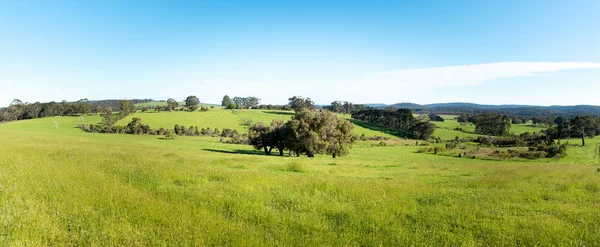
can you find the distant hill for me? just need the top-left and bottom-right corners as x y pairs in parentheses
(370, 102), (600, 118)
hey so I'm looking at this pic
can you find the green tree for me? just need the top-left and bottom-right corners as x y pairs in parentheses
(409, 121), (436, 140)
(166, 98), (179, 111)
(248, 122), (274, 155)
(100, 107), (116, 131)
(288, 96), (315, 112)
(185, 95), (200, 111)
(554, 116), (570, 139)
(221, 95), (233, 107)
(473, 113), (511, 136)
(330, 101), (343, 113)
(76, 98), (92, 116)
(286, 110), (355, 158)
(570, 115), (597, 146)
(119, 100), (136, 117)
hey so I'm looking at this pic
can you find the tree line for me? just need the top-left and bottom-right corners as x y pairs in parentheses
(351, 109), (436, 140)
(0, 98), (154, 122)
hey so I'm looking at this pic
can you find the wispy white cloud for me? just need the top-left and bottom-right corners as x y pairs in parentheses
(359, 62), (600, 89)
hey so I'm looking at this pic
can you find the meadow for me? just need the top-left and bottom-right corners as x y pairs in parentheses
(1, 113), (600, 246)
(117, 108), (398, 139)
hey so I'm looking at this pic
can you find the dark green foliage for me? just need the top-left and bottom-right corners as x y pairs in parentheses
(570, 115), (597, 146)
(248, 110), (355, 158)
(351, 109), (435, 140)
(166, 98), (179, 111)
(428, 114), (444, 122)
(457, 113), (473, 123)
(472, 113), (511, 136)
(185, 95), (200, 111)
(221, 95), (233, 107)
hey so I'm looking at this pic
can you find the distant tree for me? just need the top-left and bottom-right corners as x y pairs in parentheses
(473, 113), (511, 136)
(244, 97), (261, 109)
(221, 95), (233, 107)
(511, 116), (523, 124)
(119, 100), (136, 117)
(554, 116), (570, 139)
(185, 95), (200, 111)
(570, 115), (597, 146)
(288, 96), (315, 112)
(409, 121), (436, 140)
(76, 98), (92, 116)
(100, 107), (116, 130)
(330, 101), (343, 113)
(457, 113), (470, 123)
(166, 98), (179, 111)
(428, 114), (445, 122)
(342, 101), (353, 114)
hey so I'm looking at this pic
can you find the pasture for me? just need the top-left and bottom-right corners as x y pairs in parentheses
(1, 113), (599, 245)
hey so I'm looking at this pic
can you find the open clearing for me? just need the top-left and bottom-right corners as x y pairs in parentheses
(1, 113), (599, 245)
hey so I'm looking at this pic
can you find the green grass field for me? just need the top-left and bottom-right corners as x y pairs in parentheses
(116, 108), (398, 139)
(1, 115), (599, 245)
(431, 118), (546, 140)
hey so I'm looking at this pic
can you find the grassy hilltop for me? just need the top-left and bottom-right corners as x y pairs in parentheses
(1, 111), (599, 245)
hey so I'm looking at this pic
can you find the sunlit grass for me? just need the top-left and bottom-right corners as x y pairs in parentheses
(0, 116), (599, 245)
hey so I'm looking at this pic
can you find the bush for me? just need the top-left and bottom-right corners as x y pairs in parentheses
(546, 144), (567, 158)
(165, 130), (175, 139)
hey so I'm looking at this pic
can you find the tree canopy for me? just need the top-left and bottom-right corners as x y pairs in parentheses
(185, 95), (200, 111)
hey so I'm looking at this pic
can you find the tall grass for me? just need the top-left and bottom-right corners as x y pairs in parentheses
(0, 116), (599, 245)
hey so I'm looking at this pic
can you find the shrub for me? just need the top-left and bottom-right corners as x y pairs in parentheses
(165, 130), (175, 139)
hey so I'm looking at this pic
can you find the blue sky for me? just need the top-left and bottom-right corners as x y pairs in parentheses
(1, 0), (599, 106)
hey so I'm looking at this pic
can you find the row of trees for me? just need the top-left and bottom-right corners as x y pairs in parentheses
(544, 115), (600, 146)
(221, 95), (261, 109)
(323, 101), (372, 114)
(351, 109), (436, 140)
(248, 110), (355, 158)
(0, 99), (92, 121)
(0, 98), (150, 122)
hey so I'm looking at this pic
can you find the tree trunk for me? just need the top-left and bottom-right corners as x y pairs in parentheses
(332, 153), (336, 158)
(582, 133), (586, 146)
(279, 149), (284, 156)
(263, 146), (270, 155)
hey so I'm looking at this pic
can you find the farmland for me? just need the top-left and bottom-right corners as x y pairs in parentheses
(1, 111), (599, 245)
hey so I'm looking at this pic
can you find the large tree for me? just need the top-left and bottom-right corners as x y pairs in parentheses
(185, 95), (200, 111)
(248, 122), (275, 155)
(221, 95), (233, 107)
(570, 115), (597, 146)
(287, 110), (354, 158)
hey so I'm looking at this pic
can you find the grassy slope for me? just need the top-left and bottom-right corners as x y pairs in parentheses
(432, 118), (546, 140)
(1, 116), (599, 245)
(116, 108), (397, 138)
